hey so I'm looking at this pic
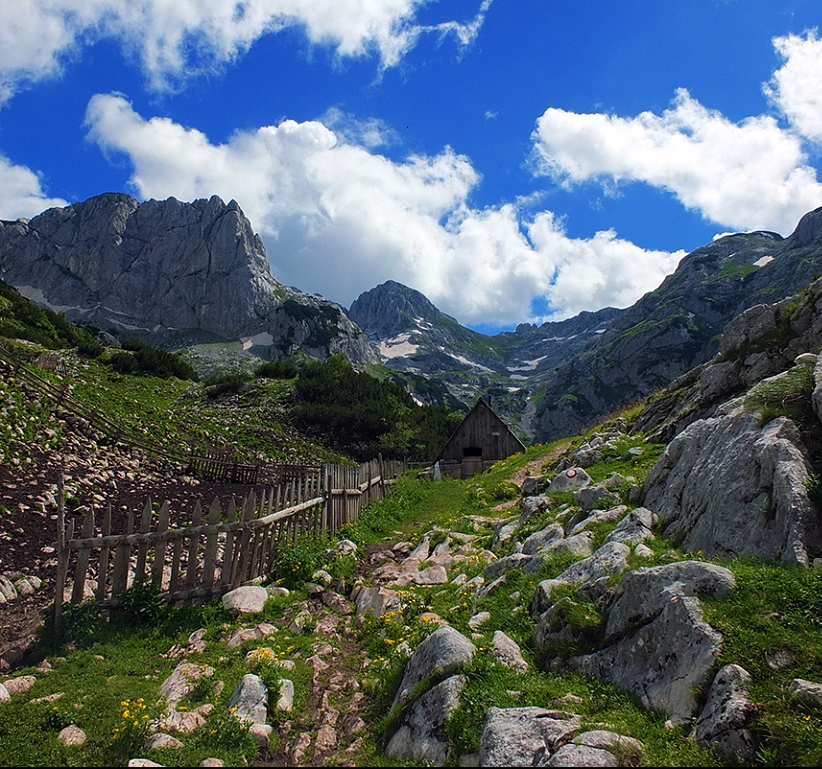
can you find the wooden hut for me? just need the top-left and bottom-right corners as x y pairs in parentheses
(435, 397), (525, 478)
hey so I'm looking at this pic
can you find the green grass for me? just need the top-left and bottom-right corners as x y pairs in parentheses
(702, 561), (822, 767)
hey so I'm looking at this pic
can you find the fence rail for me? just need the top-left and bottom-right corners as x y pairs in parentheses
(54, 457), (404, 620)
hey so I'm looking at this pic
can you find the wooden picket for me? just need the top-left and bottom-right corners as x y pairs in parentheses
(55, 458), (403, 617)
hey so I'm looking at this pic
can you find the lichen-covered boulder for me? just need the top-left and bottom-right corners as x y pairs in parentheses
(479, 707), (582, 767)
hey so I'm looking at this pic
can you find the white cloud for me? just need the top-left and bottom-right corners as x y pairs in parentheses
(531, 88), (822, 236)
(84, 93), (681, 325)
(0, 155), (67, 220)
(0, 0), (491, 103)
(766, 29), (822, 144)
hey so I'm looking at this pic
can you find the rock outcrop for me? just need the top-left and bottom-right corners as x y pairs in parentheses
(643, 410), (821, 565)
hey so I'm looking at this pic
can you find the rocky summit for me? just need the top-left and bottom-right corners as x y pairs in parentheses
(0, 193), (374, 365)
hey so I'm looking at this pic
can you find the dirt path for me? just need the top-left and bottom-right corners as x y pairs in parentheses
(262, 556), (396, 767)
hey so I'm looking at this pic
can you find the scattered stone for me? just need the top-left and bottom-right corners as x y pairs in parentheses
(386, 675), (467, 767)
(276, 679), (294, 712)
(548, 467), (591, 494)
(573, 730), (643, 755)
(3, 675), (36, 695)
(351, 585), (401, 618)
(227, 674), (268, 725)
(146, 733), (185, 750)
(314, 723), (338, 753)
(522, 524), (564, 555)
(222, 586), (269, 615)
(336, 539), (358, 557)
(127, 761), (164, 767)
(312, 569), (333, 586)
(160, 710), (206, 734)
(468, 612), (491, 630)
(57, 724), (87, 746)
(548, 743), (617, 766)
(249, 722), (273, 749)
(788, 678), (822, 708)
(696, 664), (756, 762)
(199, 760), (225, 767)
(490, 631), (528, 672)
(160, 662), (214, 708)
(479, 707), (583, 767)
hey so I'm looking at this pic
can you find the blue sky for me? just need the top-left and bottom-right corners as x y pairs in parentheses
(1, 1), (821, 333)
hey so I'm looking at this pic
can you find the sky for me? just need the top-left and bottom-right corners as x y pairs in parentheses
(1, 1), (822, 333)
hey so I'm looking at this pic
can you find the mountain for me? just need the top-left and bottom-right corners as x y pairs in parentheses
(348, 280), (619, 430)
(0, 193), (375, 365)
(533, 209), (822, 441)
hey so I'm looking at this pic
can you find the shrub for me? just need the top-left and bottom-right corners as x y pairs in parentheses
(108, 339), (199, 380)
(204, 371), (253, 398)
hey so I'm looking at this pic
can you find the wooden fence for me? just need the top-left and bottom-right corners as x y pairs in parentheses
(54, 457), (404, 620)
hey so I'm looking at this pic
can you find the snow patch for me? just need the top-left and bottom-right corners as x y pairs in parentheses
(380, 332), (419, 359)
(753, 255), (774, 267)
(508, 355), (547, 372)
(241, 332), (274, 350)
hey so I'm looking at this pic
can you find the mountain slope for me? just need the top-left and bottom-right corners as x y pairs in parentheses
(533, 210), (822, 440)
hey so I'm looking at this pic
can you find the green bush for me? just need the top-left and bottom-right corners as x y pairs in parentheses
(204, 371), (253, 399)
(108, 339), (199, 381)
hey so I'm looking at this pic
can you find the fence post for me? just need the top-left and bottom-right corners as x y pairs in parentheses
(70, 507), (95, 604)
(54, 474), (71, 623)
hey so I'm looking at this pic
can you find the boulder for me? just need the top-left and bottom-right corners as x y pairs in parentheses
(548, 468), (591, 494)
(603, 561), (735, 643)
(568, 506), (628, 536)
(556, 542), (631, 588)
(351, 585), (401, 618)
(572, 594), (723, 724)
(788, 678), (822, 708)
(573, 486), (621, 512)
(385, 675), (467, 766)
(522, 524), (565, 555)
(603, 507), (656, 546)
(547, 744), (617, 766)
(573, 730), (643, 762)
(222, 586), (269, 615)
(695, 664), (756, 762)
(520, 495), (552, 524)
(484, 553), (534, 580)
(490, 631), (529, 672)
(393, 626), (476, 707)
(479, 707), (582, 767)
(227, 674), (268, 725)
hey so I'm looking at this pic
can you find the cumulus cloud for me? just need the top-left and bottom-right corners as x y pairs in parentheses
(84, 93), (681, 325)
(766, 29), (822, 144)
(0, 155), (67, 220)
(0, 0), (491, 103)
(531, 87), (822, 236)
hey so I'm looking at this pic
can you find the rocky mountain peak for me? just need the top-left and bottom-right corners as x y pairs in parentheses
(348, 280), (446, 341)
(788, 206), (822, 248)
